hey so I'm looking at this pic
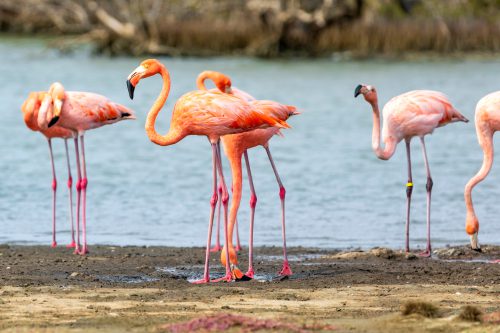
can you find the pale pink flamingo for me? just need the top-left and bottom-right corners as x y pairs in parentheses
(21, 91), (76, 248)
(126, 59), (290, 283)
(464, 91), (500, 252)
(197, 71), (297, 279)
(355, 84), (468, 257)
(39, 82), (136, 255)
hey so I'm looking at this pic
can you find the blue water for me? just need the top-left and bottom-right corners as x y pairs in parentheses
(1, 38), (499, 250)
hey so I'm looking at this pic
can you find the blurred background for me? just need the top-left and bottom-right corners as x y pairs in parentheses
(0, 0), (499, 250)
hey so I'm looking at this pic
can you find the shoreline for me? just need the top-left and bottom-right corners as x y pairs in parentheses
(0, 244), (498, 332)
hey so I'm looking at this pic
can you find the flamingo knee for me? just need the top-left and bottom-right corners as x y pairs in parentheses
(279, 186), (286, 200)
(67, 175), (73, 188)
(250, 193), (257, 208)
(210, 192), (218, 207)
(426, 178), (433, 192)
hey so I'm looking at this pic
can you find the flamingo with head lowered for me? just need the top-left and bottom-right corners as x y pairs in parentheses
(355, 84), (468, 257)
(196, 70), (297, 279)
(39, 82), (136, 255)
(464, 91), (500, 252)
(126, 59), (291, 283)
(21, 91), (76, 248)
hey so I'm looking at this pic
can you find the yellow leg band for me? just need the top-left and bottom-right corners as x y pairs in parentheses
(406, 182), (413, 187)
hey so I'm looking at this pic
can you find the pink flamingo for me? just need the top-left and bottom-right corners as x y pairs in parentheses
(196, 71), (297, 279)
(355, 84), (468, 257)
(39, 82), (136, 255)
(464, 91), (500, 252)
(21, 91), (77, 248)
(126, 59), (290, 283)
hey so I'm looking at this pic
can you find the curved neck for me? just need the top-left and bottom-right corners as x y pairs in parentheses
(465, 132), (494, 219)
(370, 101), (396, 160)
(196, 71), (210, 91)
(226, 149), (243, 244)
(145, 66), (184, 146)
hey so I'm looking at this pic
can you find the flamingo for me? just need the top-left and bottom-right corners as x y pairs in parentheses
(465, 91), (500, 252)
(21, 91), (76, 248)
(196, 71), (297, 279)
(38, 82), (136, 255)
(355, 84), (468, 257)
(126, 59), (291, 283)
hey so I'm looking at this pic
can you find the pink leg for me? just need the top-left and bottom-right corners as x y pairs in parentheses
(64, 139), (76, 248)
(404, 139), (413, 253)
(79, 135), (89, 255)
(243, 151), (256, 278)
(265, 145), (292, 276)
(47, 139), (57, 248)
(73, 136), (82, 255)
(419, 137), (432, 258)
(210, 185), (223, 252)
(235, 218), (242, 252)
(212, 141), (232, 282)
(192, 143), (219, 284)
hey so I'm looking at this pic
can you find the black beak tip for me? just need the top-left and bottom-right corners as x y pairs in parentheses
(48, 116), (59, 128)
(354, 84), (362, 98)
(126, 80), (135, 100)
(472, 247), (482, 253)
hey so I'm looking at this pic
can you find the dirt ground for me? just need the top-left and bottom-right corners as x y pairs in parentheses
(0, 244), (499, 332)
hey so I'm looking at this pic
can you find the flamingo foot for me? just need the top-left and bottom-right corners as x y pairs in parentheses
(235, 245), (242, 252)
(418, 250), (431, 258)
(66, 241), (77, 248)
(279, 260), (292, 276)
(51, 241), (57, 248)
(78, 246), (89, 255)
(210, 245), (222, 253)
(245, 268), (255, 279)
(191, 277), (210, 284)
(211, 273), (233, 283)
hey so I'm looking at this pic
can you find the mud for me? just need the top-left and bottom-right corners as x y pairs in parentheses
(0, 244), (499, 332)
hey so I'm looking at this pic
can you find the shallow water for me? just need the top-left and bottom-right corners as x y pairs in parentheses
(1, 38), (499, 250)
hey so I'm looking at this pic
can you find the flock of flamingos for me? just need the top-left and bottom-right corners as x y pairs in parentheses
(21, 58), (499, 283)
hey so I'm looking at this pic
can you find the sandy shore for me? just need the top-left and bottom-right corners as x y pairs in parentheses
(0, 244), (499, 332)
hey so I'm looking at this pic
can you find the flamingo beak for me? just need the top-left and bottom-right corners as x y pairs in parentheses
(126, 80), (135, 100)
(48, 99), (63, 128)
(354, 84), (363, 98)
(470, 233), (481, 252)
(225, 87), (233, 94)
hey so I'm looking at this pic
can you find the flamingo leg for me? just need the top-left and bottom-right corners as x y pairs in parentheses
(419, 137), (433, 258)
(79, 135), (89, 255)
(243, 150), (256, 278)
(265, 145), (292, 276)
(64, 139), (76, 248)
(234, 218), (242, 252)
(73, 136), (82, 255)
(210, 185), (223, 252)
(212, 141), (232, 282)
(404, 139), (413, 253)
(192, 143), (218, 284)
(47, 139), (57, 248)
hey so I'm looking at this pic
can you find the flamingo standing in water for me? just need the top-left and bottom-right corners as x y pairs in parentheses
(39, 82), (136, 255)
(21, 91), (76, 248)
(465, 91), (500, 251)
(126, 59), (290, 283)
(197, 71), (297, 278)
(355, 84), (468, 256)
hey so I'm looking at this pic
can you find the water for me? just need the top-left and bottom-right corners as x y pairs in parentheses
(1, 38), (499, 250)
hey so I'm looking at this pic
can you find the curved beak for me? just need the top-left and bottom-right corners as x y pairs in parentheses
(126, 80), (135, 100)
(470, 233), (481, 252)
(225, 87), (233, 94)
(48, 98), (63, 128)
(354, 84), (363, 98)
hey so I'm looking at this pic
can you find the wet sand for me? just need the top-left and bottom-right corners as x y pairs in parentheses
(0, 244), (499, 332)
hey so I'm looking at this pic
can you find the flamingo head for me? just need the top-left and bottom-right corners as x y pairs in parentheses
(21, 92), (42, 131)
(465, 213), (481, 251)
(354, 84), (378, 104)
(213, 72), (232, 94)
(126, 59), (164, 99)
(46, 82), (65, 128)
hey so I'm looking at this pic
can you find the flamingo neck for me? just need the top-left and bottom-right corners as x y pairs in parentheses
(196, 72), (210, 91)
(226, 149), (243, 245)
(145, 66), (184, 146)
(464, 133), (494, 228)
(370, 101), (396, 160)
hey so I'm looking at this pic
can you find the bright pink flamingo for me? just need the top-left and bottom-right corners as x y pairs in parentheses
(465, 91), (500, 252)
(355, 84), (468, 257)
(21, 91), (77, 248)
(197, 71), (297, 279)
(126, 59), (290, 283)
(38, 82), (136, 255)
